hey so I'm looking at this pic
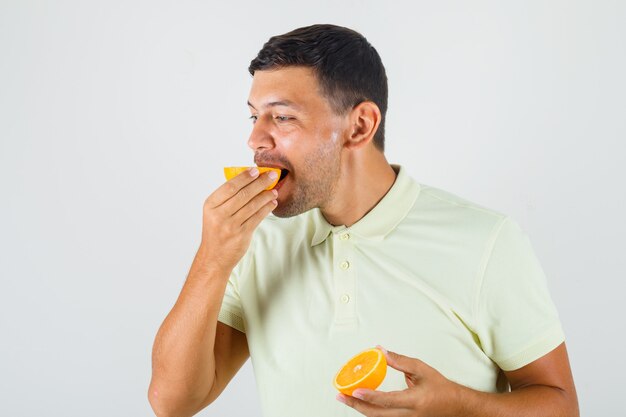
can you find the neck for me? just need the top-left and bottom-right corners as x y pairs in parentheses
(320, 150), (397, 227)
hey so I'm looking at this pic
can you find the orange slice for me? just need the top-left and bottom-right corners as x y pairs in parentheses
(333, 347), (387, 396)
(223, 166), (281, 191)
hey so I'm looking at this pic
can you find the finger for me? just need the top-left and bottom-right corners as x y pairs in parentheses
(207, 167), (261, 208)
(221, 171), (279, 215)
(233, 189), (278, 226)
(240, 198), (278, 231)
(337, 393), (410, 416)
(351, 388), (414, 409)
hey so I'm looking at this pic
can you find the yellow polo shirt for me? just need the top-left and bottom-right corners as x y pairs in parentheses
(218, 165), (564, 417)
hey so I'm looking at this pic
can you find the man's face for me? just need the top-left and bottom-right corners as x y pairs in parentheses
(247, 66), (348, 218)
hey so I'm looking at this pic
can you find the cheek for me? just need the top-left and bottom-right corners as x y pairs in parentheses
(279, 135), (298, 151)
(276, 125), (342, 171)
(272, 124), (301, 149)
(329, 130), (342, 146)
(274, 135), (306, 174)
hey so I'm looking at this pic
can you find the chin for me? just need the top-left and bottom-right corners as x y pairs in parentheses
(271, 206), (299, 218)
(271, 199), (312, 218)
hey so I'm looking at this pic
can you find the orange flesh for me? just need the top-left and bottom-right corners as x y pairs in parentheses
(336, 351), (378, 386)
(333, 348), (387, 395)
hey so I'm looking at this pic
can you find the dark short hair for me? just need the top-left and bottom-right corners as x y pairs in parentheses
(249, 24), (388, 151)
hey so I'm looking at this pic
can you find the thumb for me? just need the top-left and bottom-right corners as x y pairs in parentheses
(377, 345), (428, 376)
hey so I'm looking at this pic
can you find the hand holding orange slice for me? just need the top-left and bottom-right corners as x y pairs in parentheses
(333, 347), (387, 396)
(223, 166), (281, 191)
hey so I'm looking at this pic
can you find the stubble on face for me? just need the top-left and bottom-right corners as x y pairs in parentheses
(261, 130), (342, 218)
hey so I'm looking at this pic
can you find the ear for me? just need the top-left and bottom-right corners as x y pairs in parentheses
(345, 101), (381, 150)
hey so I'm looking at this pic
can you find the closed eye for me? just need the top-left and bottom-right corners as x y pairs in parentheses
(249, 115), (258, 123)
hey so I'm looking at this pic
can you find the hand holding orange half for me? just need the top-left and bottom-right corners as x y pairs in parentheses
(333, 347), (387, 396)
(224, 166), (281, 190)
(196, 166), (277, 273)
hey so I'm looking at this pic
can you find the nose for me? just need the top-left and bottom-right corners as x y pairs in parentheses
(247, 116), (275, 152)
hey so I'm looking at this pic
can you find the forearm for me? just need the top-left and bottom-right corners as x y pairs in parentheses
(455, 383), (579, 417)
(149, 247), (230, 416)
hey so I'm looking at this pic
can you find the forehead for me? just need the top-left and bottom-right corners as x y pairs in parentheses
(247, 66), (331, 112)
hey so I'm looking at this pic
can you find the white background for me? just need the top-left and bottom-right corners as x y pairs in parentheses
(1, 1), (624, 416)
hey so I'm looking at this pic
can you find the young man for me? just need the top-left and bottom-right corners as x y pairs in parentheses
(149, 24), (579, 417)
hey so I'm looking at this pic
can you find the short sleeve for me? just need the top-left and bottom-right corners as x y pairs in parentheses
(217, 254), (248, 333)
(474, 218), (565, 371)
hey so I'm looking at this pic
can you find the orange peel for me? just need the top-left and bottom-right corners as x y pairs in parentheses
(223, 166), (281, 190)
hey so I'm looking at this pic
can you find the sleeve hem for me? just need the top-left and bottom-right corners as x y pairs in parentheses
(495, 325), (565, 371)
(217, 308), (246, 333)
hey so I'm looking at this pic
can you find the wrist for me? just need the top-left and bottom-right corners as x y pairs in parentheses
(192, 244), (233, 277)
(445, 381), (475, 417)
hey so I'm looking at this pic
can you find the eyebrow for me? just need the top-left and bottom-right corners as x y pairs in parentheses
(247, 100), (301, 111)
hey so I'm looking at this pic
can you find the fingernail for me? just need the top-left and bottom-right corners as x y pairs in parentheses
(352, 390), (365, 400)
(376, 345), (388, 354)
(268, 170), (278, 180)
(336, 394), (347, 404)
(272, 189), (278, 196)
(249, 167), (259, 177)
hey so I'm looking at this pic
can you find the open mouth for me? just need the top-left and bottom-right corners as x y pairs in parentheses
(255, 160), (290, 189)
(275, 168), (290, 189)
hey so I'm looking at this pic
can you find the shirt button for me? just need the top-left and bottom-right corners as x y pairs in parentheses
(340, 294), (350, 304)
(340, 261), (350, 270)
(340, 233), (350, 241)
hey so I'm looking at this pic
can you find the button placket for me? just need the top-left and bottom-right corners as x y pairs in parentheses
(332, 229), (356, 323)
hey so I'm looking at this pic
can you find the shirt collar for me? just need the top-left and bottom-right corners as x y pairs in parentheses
(310, 165), (421, 246)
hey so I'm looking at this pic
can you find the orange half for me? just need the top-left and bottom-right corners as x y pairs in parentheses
(223, 166), (281, 191)
(333, 348), (387, 396)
